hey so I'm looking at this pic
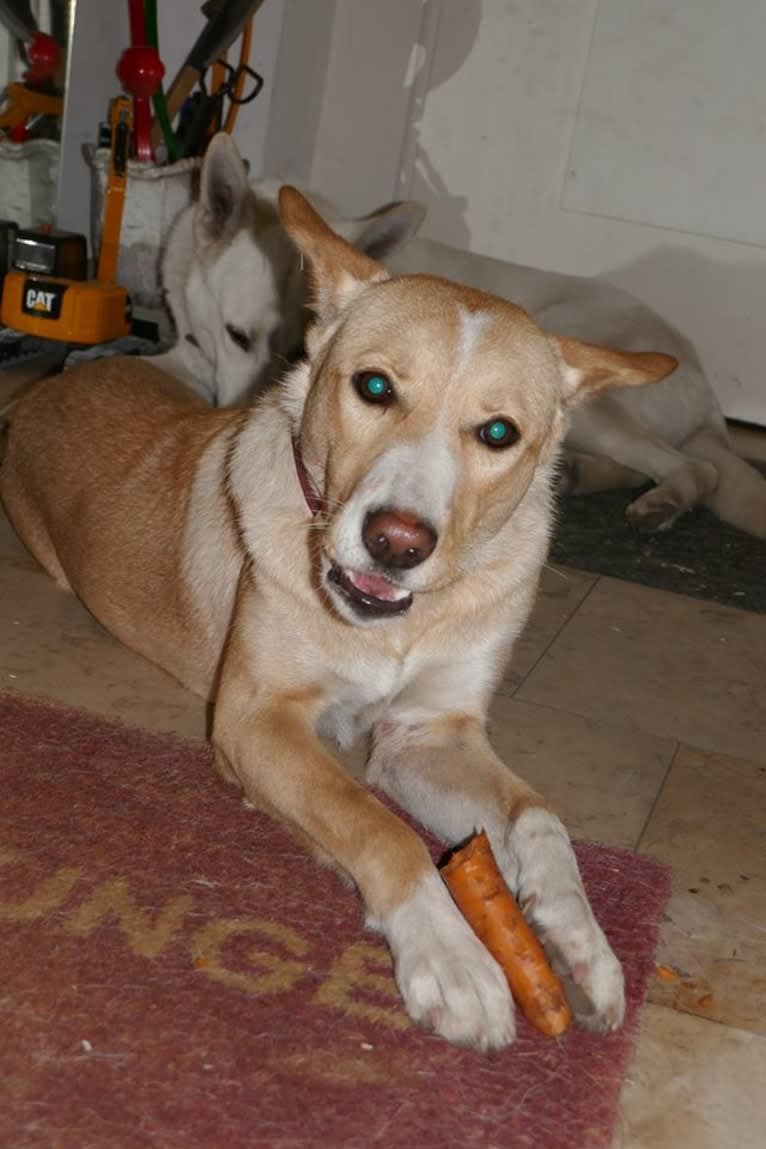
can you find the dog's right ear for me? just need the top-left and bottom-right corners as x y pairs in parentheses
(195, 133), (250, 247)
(552, 337), (678, 405)
(278, 185), (389, 325)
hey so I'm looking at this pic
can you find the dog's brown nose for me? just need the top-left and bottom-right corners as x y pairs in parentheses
(362, 508), (437, 570)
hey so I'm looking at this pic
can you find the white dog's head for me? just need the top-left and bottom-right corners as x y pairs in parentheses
(163, 134), (425, 407)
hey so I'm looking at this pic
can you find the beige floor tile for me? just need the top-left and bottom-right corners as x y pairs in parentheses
(488, 695), (674, 848)
(497, 563), (596, 695)
(614, 1003), (766, 1149)
(516, 576), (766, 763)
(0, 511), (206, 739)
(638, 744), (766, 1036)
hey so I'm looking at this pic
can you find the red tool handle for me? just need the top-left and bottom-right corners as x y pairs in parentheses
(119, 0), (163, 162)
(118, 45), (164, 161)
(128, 0), (146, 43)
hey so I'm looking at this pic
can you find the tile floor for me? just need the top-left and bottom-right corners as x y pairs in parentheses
(1, 501), (764, 1148)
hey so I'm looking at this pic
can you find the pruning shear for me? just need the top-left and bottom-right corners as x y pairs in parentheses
(177, 58), (263, 159)
(150, 0), (266, 154)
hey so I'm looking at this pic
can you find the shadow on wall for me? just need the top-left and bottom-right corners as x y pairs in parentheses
(604, 243), (766, 418)
(400, 0), (485, 252)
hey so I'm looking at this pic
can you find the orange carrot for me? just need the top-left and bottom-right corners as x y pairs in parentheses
(441, 829), (572, 1037)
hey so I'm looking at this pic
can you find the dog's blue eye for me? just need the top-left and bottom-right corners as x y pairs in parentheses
(478, 417), (520, 449)
(353, 371), (394, 406)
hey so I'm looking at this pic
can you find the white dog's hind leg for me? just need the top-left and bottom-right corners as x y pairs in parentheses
(567, 395), (718, 529)
(684, 427), (766, 538)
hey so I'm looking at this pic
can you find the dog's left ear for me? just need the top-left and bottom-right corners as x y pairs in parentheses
(279, 185), (389, 325)
(551, 336), (678, 405)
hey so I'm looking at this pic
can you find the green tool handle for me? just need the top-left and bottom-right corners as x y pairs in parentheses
(144, 0), (179, 162)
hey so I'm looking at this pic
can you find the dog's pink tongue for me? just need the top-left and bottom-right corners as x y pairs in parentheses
(349, 571), (402, 601)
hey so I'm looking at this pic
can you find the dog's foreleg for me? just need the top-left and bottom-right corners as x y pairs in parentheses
(212, 684), (514, 1050)
(368, 714), (625, 1032)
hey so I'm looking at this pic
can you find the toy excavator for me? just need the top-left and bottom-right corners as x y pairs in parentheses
(0, 96), (133, 344)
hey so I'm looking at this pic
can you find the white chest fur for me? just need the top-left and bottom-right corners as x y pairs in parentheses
(317, 642), (412, 749)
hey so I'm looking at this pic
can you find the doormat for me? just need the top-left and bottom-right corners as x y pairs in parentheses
(0, 692), (671, 1149)
(551, 462), (766, 613)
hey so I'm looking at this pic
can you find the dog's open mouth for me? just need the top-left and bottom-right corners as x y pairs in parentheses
(327, 565), (413, 618)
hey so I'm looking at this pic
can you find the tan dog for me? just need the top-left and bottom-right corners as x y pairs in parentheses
(0, 188), (676, 1050)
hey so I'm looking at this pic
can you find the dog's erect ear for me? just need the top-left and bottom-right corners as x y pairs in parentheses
(278, 185), (389, 324)
(551, 336), (678, 405)
(195, 133), (250, 247)
(334, 200), (426, 262)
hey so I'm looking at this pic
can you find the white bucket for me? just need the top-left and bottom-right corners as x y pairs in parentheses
(0, 138), (60, 227)
(87, 147), (200, 307)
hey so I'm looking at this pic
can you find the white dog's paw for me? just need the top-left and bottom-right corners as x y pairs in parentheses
(506, 807), (625, 1033)
(377, 871), (515, 1051)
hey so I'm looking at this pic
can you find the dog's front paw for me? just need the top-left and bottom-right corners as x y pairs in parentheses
(562, 935), (625, 1032)
(551, 914), (629, 1034)
(507, 807), (625, 1033)
(378, 871), (515, 1051)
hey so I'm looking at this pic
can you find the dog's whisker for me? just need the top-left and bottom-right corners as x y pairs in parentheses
(317, 497), (347, 514)
(299, 483), (348, 515)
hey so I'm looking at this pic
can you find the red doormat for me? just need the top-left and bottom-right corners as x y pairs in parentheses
(0, 692), (670, 1149)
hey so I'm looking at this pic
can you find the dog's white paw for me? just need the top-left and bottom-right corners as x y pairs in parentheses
(566, 934), (626, 1032)
(506, 807), (625, 1032)
(378, 870), (515, 1051)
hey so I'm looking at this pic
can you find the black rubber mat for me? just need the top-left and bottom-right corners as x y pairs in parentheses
(550, 464), (765, 613)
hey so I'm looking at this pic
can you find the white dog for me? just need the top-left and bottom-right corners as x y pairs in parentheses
(157, 134), (766, 537)
(153, 140), (425, 412)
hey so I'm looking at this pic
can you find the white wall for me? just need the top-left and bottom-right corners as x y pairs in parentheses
(262, 0), (426, 213)
(263, 0), (337, 185)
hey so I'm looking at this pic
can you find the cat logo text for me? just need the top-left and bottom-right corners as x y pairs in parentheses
(21, 280), (66, 320)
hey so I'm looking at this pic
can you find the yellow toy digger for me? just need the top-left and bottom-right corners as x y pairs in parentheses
(0, 96), (133, 344)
